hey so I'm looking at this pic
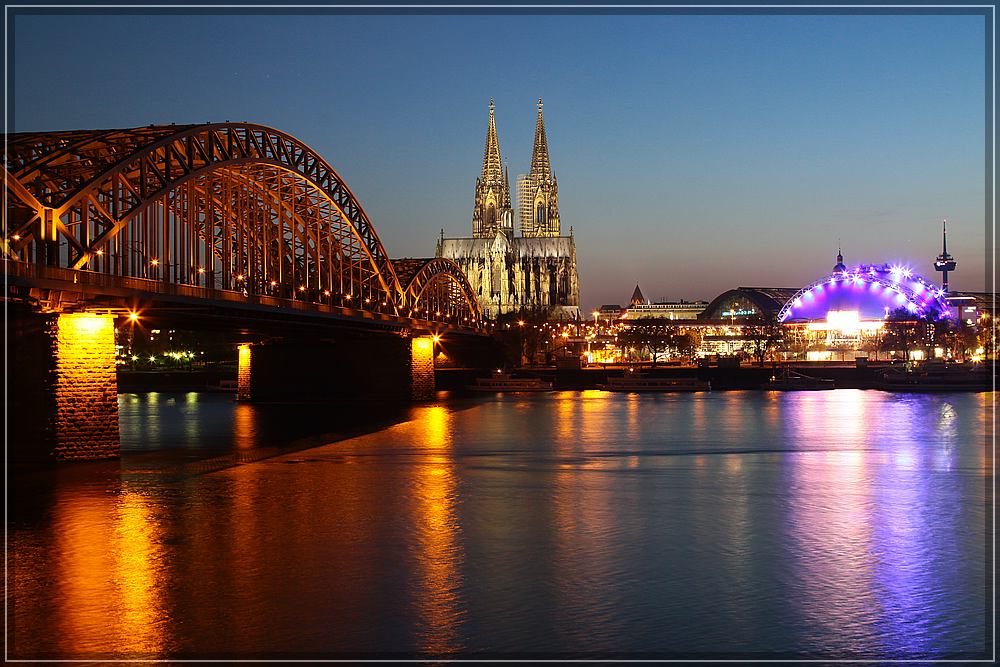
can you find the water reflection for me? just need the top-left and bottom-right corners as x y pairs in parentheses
(410, 406), (465, 654)
(786, 444), (878, 654)
(10, 390), (990, 659)
(44, 486), (169, 657)
(112, 492), (169, 654)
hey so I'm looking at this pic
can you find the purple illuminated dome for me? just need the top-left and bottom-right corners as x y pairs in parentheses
(778, 262), (951, 323)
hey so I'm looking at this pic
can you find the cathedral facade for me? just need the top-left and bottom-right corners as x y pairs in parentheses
(437, 99), (581, 320)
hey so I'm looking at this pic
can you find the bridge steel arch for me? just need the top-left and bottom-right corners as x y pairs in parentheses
(393, 257), (483, 324)
(3, 123), (481, 324)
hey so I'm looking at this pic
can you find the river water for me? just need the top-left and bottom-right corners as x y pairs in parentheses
(9, 390), (992, 659)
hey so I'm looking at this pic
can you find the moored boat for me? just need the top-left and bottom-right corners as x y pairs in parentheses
(205, 379), (238, 392)
(876, 360), (991, 392)
(764, 368), (835, 391)
(467, 371), (553, 392)
(598, 372), (710, 392)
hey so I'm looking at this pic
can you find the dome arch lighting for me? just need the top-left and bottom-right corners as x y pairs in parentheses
(778, 263), (951, 324)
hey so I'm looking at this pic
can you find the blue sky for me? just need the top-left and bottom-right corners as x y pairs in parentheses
(10, 11), (988, 310)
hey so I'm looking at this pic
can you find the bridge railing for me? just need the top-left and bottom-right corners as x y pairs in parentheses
(5, 261), (487, 332)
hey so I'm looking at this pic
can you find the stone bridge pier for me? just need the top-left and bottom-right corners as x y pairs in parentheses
(7, 301), (484, 463)
(9, 305), (120, 462)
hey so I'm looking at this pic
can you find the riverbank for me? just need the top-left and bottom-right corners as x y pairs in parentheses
(436, 362), (994, 391)
(118, 362), (994, 394)
(118, 369), (236, 392)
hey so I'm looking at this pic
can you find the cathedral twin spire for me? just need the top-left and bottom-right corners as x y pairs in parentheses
(482, 99), (504, 185)
(529, 98), (552, 182)
(472, 98), (560, 239)
(472, 99), (513, 239)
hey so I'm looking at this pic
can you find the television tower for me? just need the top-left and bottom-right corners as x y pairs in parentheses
(934, 219), (957, 293)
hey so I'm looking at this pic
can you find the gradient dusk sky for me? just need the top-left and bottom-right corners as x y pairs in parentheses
(10, 10), (989, 312)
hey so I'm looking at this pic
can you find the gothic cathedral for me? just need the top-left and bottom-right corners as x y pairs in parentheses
(437, 99), (581, 319)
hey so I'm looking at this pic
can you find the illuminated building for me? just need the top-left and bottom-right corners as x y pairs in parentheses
(626, 300), (709, 321)
(777, 262), (952, 324)
(629, 284), (645, 306)
(700, 287), (799, 322)
(614, 242), (986, 362)
(777, 260), (953, 360)
(598, 304), (625, 321)
(620, 284), (708, 320)
(437, 99), (580, 319)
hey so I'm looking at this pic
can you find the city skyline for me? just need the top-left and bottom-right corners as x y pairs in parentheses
(10, 10), (989, 311)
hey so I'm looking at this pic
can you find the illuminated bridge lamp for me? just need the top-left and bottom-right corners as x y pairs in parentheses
(128, 311), (140, 323)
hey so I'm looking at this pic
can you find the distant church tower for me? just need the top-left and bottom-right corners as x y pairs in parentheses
(472, 99), (514, 239)
(518, 99), (561, 238)
(438, 98), (580, 320)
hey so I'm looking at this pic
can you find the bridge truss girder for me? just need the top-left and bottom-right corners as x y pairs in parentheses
(3, 123), (482, 325)
(400, 257), (482, 325)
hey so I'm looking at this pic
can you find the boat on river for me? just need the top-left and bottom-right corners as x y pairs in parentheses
(876, 360), (990, 392)
(467, 371), (553, 392)
(205, 379), (238, 392)
(764, 368), (835, 391)
(598, 372), (710, 392)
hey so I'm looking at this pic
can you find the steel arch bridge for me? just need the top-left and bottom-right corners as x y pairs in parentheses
(3, 123), (482, 326)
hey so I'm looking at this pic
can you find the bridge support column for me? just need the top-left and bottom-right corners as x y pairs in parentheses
(236, 344), (252, 402)
(233, 331), (418, 403)
(410, 336), (436, 401)
(51, 313), (120, 460)
(9, 310), (120, 462)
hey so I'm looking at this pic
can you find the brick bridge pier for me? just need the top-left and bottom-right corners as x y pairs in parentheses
(8, 305), (490, 463)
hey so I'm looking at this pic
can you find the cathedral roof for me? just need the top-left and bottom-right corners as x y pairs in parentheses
(529, 98), (552, 181)
(482, 99), (503, 184)
(630, 284), (646, 306)
(439, 235), (575, 259)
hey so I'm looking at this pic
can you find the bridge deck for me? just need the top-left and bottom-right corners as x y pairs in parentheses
(5, 262), (487, 337)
